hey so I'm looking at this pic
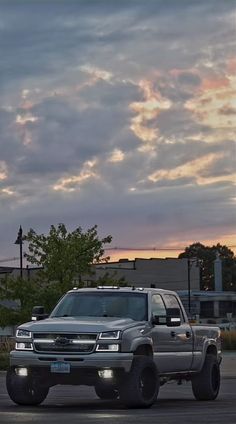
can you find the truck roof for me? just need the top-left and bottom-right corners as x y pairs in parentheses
(68, 286), (178, 296)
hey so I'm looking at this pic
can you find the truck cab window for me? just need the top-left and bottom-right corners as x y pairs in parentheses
(151, 294), (166, 316)
(163, 294), (185, 322)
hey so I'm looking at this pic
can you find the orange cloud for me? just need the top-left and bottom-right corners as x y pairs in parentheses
(129, 80), (172, 142)
(219, 104), (236, 115)
(227, 57), (236, 74)
(200, 76), (229, 91)
(185, 65), (236, 132)
(0, 161), (8, 181)
(53, 160), (99, 192)
(148, 152), (236, 185)
(107, 149), (125, 163)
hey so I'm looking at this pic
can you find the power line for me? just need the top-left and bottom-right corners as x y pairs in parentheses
(105, 247), (185, 251)
(105, 245), (236, 251)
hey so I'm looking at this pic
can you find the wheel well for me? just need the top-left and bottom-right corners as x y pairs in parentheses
(206, 344), (217, 356)
(133, 344), (153, 357)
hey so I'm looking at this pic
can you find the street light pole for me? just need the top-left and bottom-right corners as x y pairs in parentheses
(15, 226), (23, 278)
(187, 258), (191, 315)
(187, 257), (203, 316)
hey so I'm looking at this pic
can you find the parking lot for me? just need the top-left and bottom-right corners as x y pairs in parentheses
(0, 373), (236, 424)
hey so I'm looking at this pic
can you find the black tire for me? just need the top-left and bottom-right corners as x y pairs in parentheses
(192, 354), (220, 401)
(6, 368), (49, 405)
(95, 382), (119, 400)
(119, 356), (159, 408)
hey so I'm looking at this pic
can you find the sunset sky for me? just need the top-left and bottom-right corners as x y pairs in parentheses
(0, 0), (235, 265)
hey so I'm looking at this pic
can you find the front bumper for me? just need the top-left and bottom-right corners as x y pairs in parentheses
(9, 350), (133, 373)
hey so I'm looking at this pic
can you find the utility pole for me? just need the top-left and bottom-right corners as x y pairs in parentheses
(187, 257), (202, 316)
(15, 226), (23, 278)
(187, 258), (191, 315)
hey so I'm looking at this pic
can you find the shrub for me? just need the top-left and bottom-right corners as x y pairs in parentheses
(221, 330), (236, 350)
(0, 353), (9, 370)
(0, 337), (15, 353)
(0, 337), (14, 370)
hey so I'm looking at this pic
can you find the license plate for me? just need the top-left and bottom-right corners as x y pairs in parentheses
(50, 362), (71, 373)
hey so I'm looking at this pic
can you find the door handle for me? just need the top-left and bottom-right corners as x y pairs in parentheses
(170, 331), (176, 338)
(186, 331), (191, 338)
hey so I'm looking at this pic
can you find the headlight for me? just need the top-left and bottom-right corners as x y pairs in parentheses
(99, 331), (120, 340)
(16, 329), (32, 338)
(96, 343), (120, 352)
(15, 342), (33, 351)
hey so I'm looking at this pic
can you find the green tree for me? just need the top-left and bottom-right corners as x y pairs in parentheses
(0, 275), (66, 327)
(0, 224), (112, 326)
(178, 242), (236, 291)
(89, 271), (128, 287)
(24, 223), (112, 296)
(0, 276), (38, 327)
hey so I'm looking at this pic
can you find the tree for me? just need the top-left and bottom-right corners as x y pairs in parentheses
(0, 224), (113, 326)
(89, 271), (128, 287)
(178, 242), (236, 291)
(24, 223), (112, 296)
(0, 276), (38, 327)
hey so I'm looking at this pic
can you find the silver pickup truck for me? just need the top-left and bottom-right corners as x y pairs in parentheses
(7, 286), (221, 408)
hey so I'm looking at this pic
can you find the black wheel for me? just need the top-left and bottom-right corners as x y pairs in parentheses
(6, 368), (49, 405)
(192, 354), (220, 401)
(95, 382), (119, 400)
(119, 356), (159, 408)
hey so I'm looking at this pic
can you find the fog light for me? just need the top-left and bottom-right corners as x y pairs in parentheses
(98, 369), (114, 379)
(15, 367), (28, 377)
(15, 342), (33, 351)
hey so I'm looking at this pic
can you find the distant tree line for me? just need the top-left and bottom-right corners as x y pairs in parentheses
(178, 242), (236, 291)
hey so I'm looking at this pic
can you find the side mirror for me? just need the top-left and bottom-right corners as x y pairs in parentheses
(152, 307), (181, 326)
(31, 306), (49, 321)
(166, 307), (181, 327)
(151, 315), (167, 325)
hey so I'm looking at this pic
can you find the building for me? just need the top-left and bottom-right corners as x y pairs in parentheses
(178, 290), (236, 323)
(92, 257), (200, 291)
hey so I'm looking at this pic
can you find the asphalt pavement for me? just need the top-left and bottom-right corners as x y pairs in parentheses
(0, 353), (235, 423)
(0, 374), (236, 424)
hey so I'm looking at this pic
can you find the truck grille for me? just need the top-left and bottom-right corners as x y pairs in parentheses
(33, 332), (98, 354)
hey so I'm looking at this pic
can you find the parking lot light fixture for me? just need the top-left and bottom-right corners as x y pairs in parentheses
(15, 226), (23, 278)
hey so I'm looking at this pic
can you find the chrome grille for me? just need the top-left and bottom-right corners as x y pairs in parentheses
(33, 332), (98, 354)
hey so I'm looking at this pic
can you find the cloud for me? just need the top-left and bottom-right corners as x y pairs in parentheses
(129, 80), (172, 142)
(148, 152), (236, 186)
(0, 0), (235, 261)
(219, 104), (236, 115)
(53, 160), (99, 192)
(107, 149), (125, 163)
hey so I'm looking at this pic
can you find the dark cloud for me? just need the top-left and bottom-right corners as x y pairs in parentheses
(177, 73), (201, 86)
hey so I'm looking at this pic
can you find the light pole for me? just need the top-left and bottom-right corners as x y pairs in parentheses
(15, 226), (23, 278)
(187, 257), (203, 315)
(187, 258), (191, 314)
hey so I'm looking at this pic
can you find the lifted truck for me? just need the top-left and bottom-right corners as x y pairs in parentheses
(7, 286), (221, 408)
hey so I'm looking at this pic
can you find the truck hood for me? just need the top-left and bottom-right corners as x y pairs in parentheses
(18, 316), (144, 333)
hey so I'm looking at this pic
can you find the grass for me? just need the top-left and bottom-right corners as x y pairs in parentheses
(221, 330), (236, 351)
(0, 337), (14, 370)
(0, 353), (9, 370)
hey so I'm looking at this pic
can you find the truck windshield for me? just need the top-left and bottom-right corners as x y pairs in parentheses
(51, 292), (148, 321)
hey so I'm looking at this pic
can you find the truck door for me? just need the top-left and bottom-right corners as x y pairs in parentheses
(151, 293), (193, 373)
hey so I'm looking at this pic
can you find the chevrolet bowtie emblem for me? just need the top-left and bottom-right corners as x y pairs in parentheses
(54, 337), (70, 346)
